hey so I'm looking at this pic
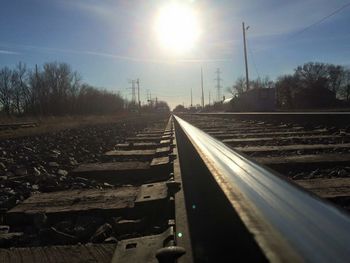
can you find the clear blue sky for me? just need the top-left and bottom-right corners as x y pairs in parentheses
(1, 0), (350, 108)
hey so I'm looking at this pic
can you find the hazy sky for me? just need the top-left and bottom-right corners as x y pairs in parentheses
(1, 0), (350, 108)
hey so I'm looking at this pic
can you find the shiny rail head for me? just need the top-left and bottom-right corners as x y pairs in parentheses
(174, 114), (350, 263)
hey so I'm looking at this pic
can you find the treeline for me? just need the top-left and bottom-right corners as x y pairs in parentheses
(0, 62), (124, 116)
(229, 62), (350, 109)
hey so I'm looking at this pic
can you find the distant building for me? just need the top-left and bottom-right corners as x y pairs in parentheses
(292, 87), (337, 109)
(224, 88), (276, 112)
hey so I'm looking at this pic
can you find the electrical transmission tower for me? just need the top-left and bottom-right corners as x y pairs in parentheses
(136, 78), (141, 108)
(146, 89), (152, 105)
(128, 80), (136, 103)
(215, 68), (222, 102)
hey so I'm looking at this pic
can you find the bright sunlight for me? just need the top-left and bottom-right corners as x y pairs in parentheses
(154, 3), (201, 54)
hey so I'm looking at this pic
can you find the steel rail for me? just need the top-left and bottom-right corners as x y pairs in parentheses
(174, 115), (350, 263)
(191, 112), (350, 115)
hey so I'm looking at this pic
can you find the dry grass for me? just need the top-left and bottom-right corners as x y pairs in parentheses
(0, 113), (137, 139)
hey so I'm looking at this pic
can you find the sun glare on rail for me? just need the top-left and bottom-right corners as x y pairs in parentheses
(154, 3), (200, 54)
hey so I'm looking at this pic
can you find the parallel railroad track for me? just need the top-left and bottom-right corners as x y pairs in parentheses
(181, 113), (350, 209)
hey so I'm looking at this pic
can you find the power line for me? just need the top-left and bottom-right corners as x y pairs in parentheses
(290, 2), (350, 39)
(258, 2), (350, 69)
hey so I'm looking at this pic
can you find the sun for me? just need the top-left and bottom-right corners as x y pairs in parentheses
(154, 3), (200, 54)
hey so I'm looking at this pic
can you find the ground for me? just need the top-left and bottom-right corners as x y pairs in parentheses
(0, 113), (169, 214)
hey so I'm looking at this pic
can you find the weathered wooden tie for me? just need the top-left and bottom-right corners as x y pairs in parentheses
(295, 178), (350, 199)
(70, 157), (172, 184)
(255, 153), (350, 170)
(235, 143), (350, 154)
(0, 244), (115, 263)
(6, 182), (169, 224)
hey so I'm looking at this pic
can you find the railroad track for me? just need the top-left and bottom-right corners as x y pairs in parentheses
(180, 113), (350, 208)
(0, 117), (193, 263)
(1, 113), (350, 262)
(174, 114), (350, 262)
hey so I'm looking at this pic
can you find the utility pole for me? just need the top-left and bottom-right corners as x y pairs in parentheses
(209, 91), (211, 106)
(201, 67), (204, 108)
(242, 22), (250, 91)
(136, 79), (141, 109)
(190, 88), (193, 107)
(132, 80), (136, 103)
(215, 68), (222, 102)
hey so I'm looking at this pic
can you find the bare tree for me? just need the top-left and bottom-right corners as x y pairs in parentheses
(340, 69), (350, 101)
(11, 62), (29, 114)
(327, 64), (344, 95)
(295, 62), (329, 90)
(0, 61), (134, 116)
(0, 67), (13, 115)
(227, 77), (245, 97)
(68, 71), (81, 112)
(250, 76), (274, 89)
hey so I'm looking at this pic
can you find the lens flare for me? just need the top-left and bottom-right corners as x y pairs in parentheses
(154, 3), (200, 54)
